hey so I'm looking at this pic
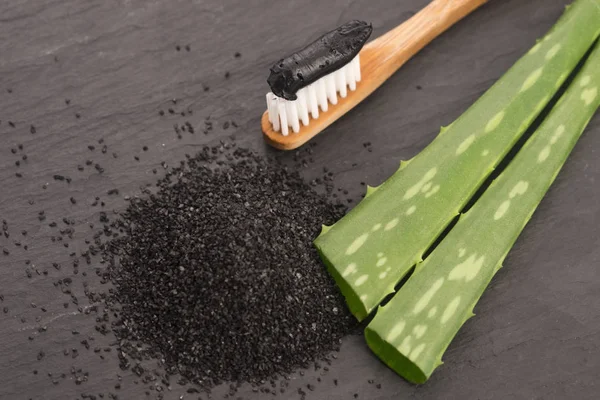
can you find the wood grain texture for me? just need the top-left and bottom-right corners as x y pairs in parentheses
(0, 0), (599, 399)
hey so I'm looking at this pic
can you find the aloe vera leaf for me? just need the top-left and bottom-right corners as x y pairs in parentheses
(314, 0), (600, 321)
(364, 39), (600, 384)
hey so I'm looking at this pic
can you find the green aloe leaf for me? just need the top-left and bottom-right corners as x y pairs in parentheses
(365, 37), (600, 384)
(315, 0), (600, 321)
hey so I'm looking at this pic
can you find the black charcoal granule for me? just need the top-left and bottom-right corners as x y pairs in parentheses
(99, 146), (353, 388)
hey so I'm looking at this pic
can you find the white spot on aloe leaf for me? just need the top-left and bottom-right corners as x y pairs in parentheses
(405, 205), (416, 216)
(494, 200), (511, 220)
(538, 146), (551, 163)
(404, 168), (437, 200)
(449, 254), (485, 282)
(424, 168), (437, 181)
(376, 257), (387, 267)
(377, 252), (383, 258)
(360, 294), (368, 301)
(510, 181), (529, 198)
(458, 248), (466, 258)
(580, 76), (591, 87)
(371, 223), (382, 232)
(545, 44), (561, 60)
(521, 67), (543, 92)
(346, 233), (368, 255)
(413, 324), (428, 339)
(441, 296), (462, 324)
(421, 182), (432, 193)
(485, 111), (505, 133)
(428, 306), (438, 319)
(551, 125), (565, 144)
(410, 343), (426, 360)
(385, 218), (399, 231)
(413, 278), (444, 314)
(481, 149), (490, 156)
(387, 321), (406, 342)
(581, 87), (598, 106)
(456, 134), (476, 155)
(342, 263), (357, 277)
(355, 274), (369, 287)
(398, 335), (413, 354)
(425, 185), (440, 198)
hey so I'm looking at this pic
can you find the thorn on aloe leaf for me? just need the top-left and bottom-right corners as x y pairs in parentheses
(319, 224), (333, 236)
(399, 159), (411, 171)
(365, 185), (379, 197)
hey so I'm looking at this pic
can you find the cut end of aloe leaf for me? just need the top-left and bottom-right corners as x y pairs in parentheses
(364, 326), (427, 384)
(315, 245), (370, 320)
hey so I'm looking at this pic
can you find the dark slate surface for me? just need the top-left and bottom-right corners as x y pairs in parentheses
(1, 0), (599, 399)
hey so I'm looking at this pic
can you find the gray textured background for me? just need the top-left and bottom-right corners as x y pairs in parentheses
(0, 0), (598, 399)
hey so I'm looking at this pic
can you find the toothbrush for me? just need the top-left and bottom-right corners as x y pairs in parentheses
(262, 0), (487, 150)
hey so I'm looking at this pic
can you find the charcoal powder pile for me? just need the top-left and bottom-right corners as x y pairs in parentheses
(102, 145), (354, 387)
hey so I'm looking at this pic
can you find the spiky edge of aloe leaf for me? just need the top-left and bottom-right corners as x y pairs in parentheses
(314, 0), (600, 321)
(365, 37), (600, 384)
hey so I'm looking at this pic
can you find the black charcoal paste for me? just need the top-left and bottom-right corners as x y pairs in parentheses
(267, 20), (372, 100)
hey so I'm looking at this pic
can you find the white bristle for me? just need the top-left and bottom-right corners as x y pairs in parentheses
(354, 55), (361, 82)
(326, 74), (338, 105)
(265, 54), (362, 135)
(336, 69), (347, 98)
(307, 85), (319, 119)
(278, 101), (289, 136)
(270, 94), (280, 132)
(317, 79), (328, 112)
(266, 93), (274, 124)
(286, 100), (300, 133)
(346, 61), (356, 91)
(296, 89), (310, 126)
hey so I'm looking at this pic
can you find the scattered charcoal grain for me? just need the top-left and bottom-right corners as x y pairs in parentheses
(100, 145), (353, 388)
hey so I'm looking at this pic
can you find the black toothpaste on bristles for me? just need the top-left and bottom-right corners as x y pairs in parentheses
(266, 20), (372, 135)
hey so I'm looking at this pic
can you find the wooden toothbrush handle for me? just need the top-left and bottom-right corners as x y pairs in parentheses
(262, 0), (486, 150)
(361, 0), (487, 85)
